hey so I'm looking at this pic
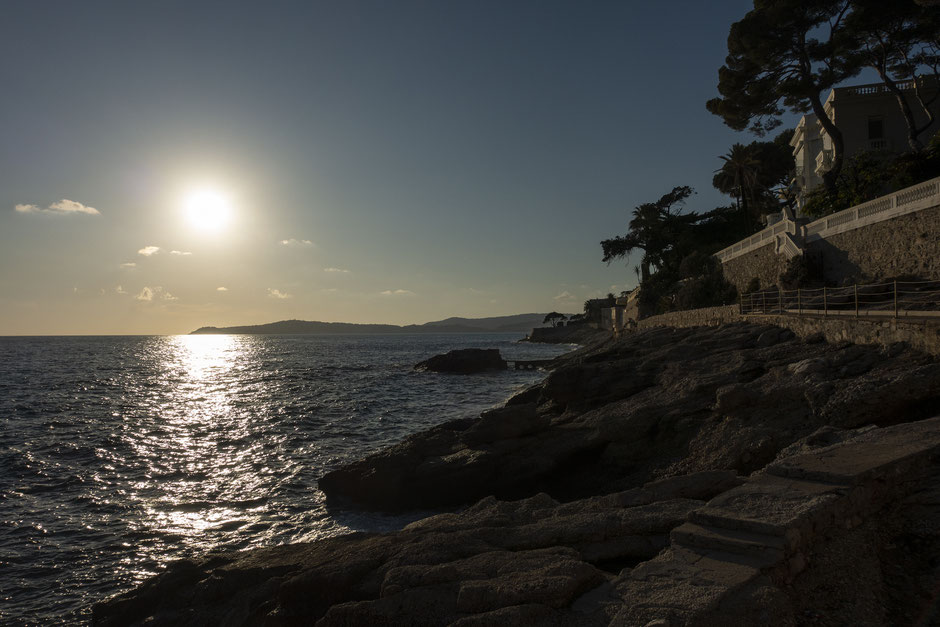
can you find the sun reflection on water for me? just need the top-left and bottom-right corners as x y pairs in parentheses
(133, 334), (269, 550)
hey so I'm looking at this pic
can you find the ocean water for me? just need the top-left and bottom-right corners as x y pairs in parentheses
(0, 333), (571, 625)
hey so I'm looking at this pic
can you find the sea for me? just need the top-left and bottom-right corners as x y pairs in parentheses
(0, 333), (572, 625)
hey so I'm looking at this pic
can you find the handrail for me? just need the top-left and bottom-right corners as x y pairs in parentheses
(739, 279), (940, 319)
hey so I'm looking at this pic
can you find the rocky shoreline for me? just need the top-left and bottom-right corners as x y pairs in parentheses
(93, 322), (940, 625)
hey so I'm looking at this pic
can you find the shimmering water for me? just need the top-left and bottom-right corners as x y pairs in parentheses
(0, 333), (570, 625)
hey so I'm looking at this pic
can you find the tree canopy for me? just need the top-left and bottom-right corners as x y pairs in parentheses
(708, 1), (940, 186)
(542, 312), (567, 327)
(846, 0), (940, 151)
(707, 0), (860, 190)
(713, 131), (796, 231)
(600, 186), (698, 282)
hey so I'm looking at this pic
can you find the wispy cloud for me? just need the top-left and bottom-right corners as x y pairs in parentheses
(323, 267), (350, 274)
(267, 288), (292, 299)
(120, 262), (137, 269)
(137, 246), (160, 256)
(216, 286), (228, 292)
(280, 238), (313, 247)
(381, 289), (415, 296)
(170, 250), (192, 256)
(136, 286), (177, 302)
(553, 290), (575, 301)
(115, 285), (127, 295)
(15, 199), (100, 216)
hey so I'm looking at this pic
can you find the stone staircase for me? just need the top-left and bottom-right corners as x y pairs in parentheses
(612, 416), (940, 625)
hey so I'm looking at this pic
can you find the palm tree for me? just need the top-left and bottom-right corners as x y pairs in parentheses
(714, 144), (760, 231)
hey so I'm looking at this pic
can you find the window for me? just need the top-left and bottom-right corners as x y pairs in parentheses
(868, 117), (884, 139)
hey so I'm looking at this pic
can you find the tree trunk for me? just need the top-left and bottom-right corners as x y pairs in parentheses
(741, 185), (751, 235)
(877, 70), (924, 152)
(798, 34), (843, 194)
(640, 260), (651, 283)
(808, 93), (844, 193)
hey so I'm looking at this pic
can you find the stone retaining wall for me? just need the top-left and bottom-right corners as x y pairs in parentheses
(810, 203), (940, 284)
(721, 242), (790, 293)
(747, 313), (940, 356)
(637, 305), (741, 330)
(635, 305), (939, 355)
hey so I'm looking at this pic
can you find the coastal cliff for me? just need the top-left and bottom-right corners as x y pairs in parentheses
(93, 322), (940, 625)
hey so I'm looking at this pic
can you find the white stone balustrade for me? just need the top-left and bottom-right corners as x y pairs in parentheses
(716, 175), (940, 264)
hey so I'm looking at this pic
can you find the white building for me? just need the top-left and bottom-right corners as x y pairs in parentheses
(789, 79), (940, 211)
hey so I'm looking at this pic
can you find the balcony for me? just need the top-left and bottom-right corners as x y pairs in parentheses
(815, 149), (833, 176)
(867, 138), (889, 151)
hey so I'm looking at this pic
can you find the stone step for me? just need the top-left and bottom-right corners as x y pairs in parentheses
(670, 522), (785, 566)
(688, 474), (846, 538)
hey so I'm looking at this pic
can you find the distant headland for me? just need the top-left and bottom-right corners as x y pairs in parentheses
(189, 313), (555, 335)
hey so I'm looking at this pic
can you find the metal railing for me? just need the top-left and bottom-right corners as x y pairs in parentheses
(740, 279), (940, 319)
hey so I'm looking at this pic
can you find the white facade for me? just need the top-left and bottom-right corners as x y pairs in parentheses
(790, 113), (825, 196)
(789, 79), (940, 210)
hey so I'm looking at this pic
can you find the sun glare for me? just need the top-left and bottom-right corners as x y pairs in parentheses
(184, 188), (233, 233)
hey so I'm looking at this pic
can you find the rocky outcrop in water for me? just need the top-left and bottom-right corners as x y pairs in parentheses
(93, 322), (940, 625)
(414, 348), (508, 374)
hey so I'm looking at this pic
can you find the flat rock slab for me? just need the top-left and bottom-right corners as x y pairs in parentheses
(689, 475), (845, 538)
(612, 547), (761, 626)
(671, 522), (785, 565)
(766, 415), (940, 485)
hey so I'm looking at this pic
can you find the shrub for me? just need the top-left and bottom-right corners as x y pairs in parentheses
(778, 254), (823, 290)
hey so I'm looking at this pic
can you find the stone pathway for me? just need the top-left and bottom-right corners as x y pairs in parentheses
(611, 416), (940, 625)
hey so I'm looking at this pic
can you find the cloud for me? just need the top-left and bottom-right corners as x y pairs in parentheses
(216, 286), (228, 292)
(115, 285), (128, 294)
(138, 246), (160, 256)
(280, 238), (313, 247)
(15, 199), (100, 216)
(267, 288), (292, 299)
(136, 286), (177, 302)
(380, 289), (415, 296)
(120, 262), (137, 269)
(323, 267), (350, 274)
(49, 199), (100, 215)
(170, 250), (192, 256)
(553, 290), (575, 301)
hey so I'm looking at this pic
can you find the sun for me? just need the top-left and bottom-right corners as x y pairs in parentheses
(183, 188), (233, 233)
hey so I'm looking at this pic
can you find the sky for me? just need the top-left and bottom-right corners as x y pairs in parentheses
(0, 0), (792, 335)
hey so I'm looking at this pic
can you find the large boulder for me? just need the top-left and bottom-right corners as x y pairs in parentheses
(414, 348), (507, 373)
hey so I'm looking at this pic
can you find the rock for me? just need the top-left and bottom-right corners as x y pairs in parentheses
(323, 322), (940, 511)
(462, 403), (548, 445)
(756, 327), (794, 347)
(93, 487), (709, 626)
(414, 348), (507, 373)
